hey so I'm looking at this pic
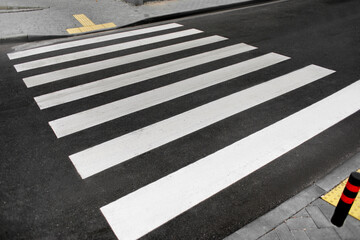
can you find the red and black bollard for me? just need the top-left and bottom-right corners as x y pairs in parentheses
(331, 171), (360, 227)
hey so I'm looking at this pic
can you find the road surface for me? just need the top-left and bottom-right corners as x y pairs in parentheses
(1, 0), (360, 239)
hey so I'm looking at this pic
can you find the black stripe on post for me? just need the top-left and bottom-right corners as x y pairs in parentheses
(331, 172), (360, 227)
(343, 187), (358, 199)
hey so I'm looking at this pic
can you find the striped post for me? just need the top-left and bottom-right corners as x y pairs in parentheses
(331, 172), (360, 227)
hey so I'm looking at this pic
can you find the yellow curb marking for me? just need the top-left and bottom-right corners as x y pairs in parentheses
(67, 14), (116, 34)
(74, 14), (96, 26)
(322, 169), (360, 221)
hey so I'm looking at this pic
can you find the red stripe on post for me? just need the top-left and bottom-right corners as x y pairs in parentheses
(341, 194), (355, 204)
(346, 182), (360, 193)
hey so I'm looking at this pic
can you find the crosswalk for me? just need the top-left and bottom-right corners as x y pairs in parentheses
(14, 29), (203, 72)
(34, 40), (248, 109)
(8, 22), (360, 240)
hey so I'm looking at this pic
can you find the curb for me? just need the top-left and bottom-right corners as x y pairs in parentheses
(121, 0), (279, 28)
(0, 0), (279, 43)
(0, 6), (47, 14)
(0, 34), (68, 43)
(225, 151), (360, 240)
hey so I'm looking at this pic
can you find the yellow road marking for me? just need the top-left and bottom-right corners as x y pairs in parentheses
(73, 14), (96, 27)
(67, 14), (116, 34)
(102, 23), (117, 28)
(322, 169), (360, 221)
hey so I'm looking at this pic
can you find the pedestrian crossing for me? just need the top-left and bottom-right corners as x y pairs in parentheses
(8, 22), (360, 240)
(23, 35), (227, 87)
(69, 64), (336, 179)
(49, 52), (287, 138)
(14, 29), (203, 72)
(101, 80), (360, 240)
(34, 40), (248, 108)
(7, 23), (183, 60)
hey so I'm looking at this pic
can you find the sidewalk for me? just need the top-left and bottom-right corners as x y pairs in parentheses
(225, 153), (360, 240)
(0, 0), (257, 42)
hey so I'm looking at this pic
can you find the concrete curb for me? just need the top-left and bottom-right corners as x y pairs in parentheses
(225, 152), (360, 240)
(0, 34), (68, 43)
(124, 0), (149, 5)
(0, 0), (278, 43)
(0, 7), (46, 14)
(121, 0), (277, 28)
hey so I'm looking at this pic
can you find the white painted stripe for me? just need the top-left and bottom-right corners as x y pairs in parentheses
(35, 36), (226, 103)
(35, 40), (255, 109)
(69, 64), (337, 179)
(7, 23), (182, 60)
(101, 80), (360, 240)
(49, 53), (286, 137)
(14, 29), (202, 72)
(24, 36), (229, 88)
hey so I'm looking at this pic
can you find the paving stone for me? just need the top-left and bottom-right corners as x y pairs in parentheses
(291, 230), (311, 240)
(292, 209), (310, 218)
(334, 224), (359, 240)
(260, 207), (292, 231)
(275, 223), (294, 240)
(258, 230), (279, 240)
(235, 217), (272, 240)
(316, 153), (360, 192)
(279, 185), (325, 216)
(286, 217), (317, 231)
(225, 153), (360, 240)
(315, 201), (360, 236)
(223, 233), (242, 240)
(235, 186), (324, 240)
(306, 206), (332, 228)
(317, 201), (335, 220)
(343, 215), (360, 236)
(305, 228), (341, 240)
(309, 198), (327, 207)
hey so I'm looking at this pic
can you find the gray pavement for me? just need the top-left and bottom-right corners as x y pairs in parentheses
(0, 0), (254, 41)
(225, 152), (360, 240)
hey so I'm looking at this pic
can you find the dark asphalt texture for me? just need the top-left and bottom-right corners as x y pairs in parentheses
(1, 0), (360, 239)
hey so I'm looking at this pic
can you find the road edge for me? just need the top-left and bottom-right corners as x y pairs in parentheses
(225, 151), (360, 240)
(0, 0), (280, 43)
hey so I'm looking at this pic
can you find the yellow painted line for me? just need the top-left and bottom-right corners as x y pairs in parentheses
(67, 28), (82, 34)
(66, 14), (117, 34)
(102, 22), (117, 28)
(322, 169), (360, 221)
(91, 25), (105, 31)
(74, 14), (95, 27)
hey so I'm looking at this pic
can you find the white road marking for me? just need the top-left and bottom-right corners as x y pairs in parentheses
(34, 42), (251, 107)
(35, 36), (226, 109)
(14, 29), (202, 72)
(7, 23), (182, 60)
(101, 79), (360, 240)
(24, 36), (229, 88)
(69, 64), (337, 179)
(49, 53), (287, 138)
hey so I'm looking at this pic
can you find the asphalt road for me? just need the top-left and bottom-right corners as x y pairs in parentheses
(1, 0), (360, 239)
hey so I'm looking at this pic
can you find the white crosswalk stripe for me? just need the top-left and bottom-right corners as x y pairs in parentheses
(7, 23), (182, 60)
(7, 22), (360, 240)
(34, 37), (244, 109)
(101, 80), (360, 240)
(49, 52), (285, 138)
(35, 36), (228, 109)
(14, 29), (203, 72)
(68, 64), (337, 179)
(23, 35), (227, 87)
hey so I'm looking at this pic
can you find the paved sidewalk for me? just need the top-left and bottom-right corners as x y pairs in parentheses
(0, 0), (258, 41)
(225, 152), (360, 240)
